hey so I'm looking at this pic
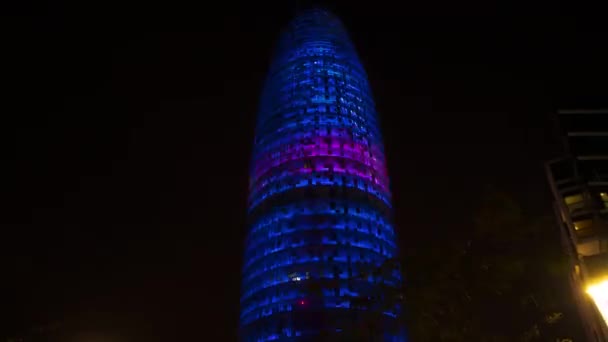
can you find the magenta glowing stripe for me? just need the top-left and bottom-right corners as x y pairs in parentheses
(253, 155), (388, 187)
(252, 137), (388, 182)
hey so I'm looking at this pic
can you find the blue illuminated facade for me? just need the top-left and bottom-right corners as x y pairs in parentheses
(241, 8), (405, 341)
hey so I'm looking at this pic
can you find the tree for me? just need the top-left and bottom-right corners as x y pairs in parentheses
(403, 187), (577, 341)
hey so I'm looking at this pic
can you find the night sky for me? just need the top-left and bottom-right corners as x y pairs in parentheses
(3, 0), (607, 340)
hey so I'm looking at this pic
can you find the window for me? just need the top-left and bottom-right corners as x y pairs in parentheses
(564, 193), (585, 212)
(573, 219), (593, 231)
(289, 272), (302, 282)
(600, 192), (608, 208)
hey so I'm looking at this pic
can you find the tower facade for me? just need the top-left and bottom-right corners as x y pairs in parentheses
(241, 9), (405, 341)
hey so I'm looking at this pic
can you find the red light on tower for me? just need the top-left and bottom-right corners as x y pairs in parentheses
(299, 300), (306, 305)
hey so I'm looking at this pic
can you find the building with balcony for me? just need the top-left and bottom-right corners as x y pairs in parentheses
(546, 109), (608, 341)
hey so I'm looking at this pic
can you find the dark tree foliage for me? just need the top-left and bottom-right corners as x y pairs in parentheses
(403, 187), (578, 341)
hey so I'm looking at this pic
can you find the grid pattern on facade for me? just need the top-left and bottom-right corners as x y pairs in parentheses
(240, 9), (405, 341)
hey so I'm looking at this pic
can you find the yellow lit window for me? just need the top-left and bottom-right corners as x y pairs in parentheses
(574, 219), (593, 231)
(600, 192), (608, 208)
(564, 194), (585, 212)
(565, 194), (584, 205)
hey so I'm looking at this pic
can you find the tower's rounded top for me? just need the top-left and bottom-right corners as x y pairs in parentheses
(286, 7), (346, 37)
(270, 7), (355, 69)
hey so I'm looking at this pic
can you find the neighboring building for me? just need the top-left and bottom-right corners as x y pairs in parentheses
(240, 8), (405, 341)
(546, 109), (608, 342)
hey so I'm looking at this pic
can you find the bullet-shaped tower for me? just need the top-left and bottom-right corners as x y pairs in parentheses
(240, 8), (405, 341)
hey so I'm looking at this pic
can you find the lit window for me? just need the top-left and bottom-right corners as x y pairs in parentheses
(564, 194), (585, 212)
(573, 219), (593, 231)
(289, 272), (303, 282)
(601, 192), (608, 208)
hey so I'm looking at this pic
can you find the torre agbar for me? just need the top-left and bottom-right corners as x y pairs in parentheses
(240, 9), (406, 341)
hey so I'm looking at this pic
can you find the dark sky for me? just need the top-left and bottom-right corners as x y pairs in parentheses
(3, 0), (607, 340)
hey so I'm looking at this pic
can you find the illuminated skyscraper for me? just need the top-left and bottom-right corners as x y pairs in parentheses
(240, 8), (405, 341)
